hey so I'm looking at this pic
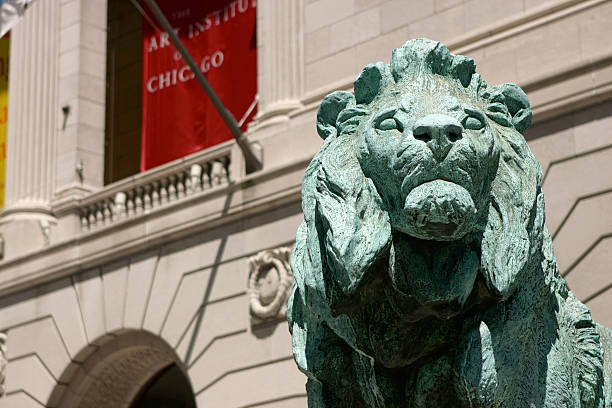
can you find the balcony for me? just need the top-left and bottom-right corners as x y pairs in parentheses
(75, 142), (232, 233)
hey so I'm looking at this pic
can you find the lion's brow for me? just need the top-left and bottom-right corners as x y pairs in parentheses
(442, 97), (462, 111)
(399, 95), (414, 112)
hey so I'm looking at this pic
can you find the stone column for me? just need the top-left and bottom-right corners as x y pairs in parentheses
(0, 1), (61, 259)
(3, 0), (60, 214)
(253, 0), (304, 127)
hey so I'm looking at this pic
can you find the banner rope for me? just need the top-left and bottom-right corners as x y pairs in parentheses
(238, 94), (259, 127)
(129, 0), (162, 33)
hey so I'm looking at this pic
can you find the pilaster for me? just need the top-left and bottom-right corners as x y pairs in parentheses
(55, 0), (107, 200)
(3, 0), (60, 214)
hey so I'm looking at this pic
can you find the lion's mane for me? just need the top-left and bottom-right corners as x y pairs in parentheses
(288, 39), (605, 407)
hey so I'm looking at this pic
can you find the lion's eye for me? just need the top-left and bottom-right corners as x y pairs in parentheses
(378, 118), (398, 130)
(377, 117), (403, 132)
(462, 106), (487, 131)
(463, 116), (484, 130)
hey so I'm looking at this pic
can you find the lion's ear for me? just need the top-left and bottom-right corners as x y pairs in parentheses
(315, 135), (391, 296)
(494, 83), (532, 134)
(317, 91), (355, 139)
(480, 129), (542, 299)
(354, 62), (392, 105)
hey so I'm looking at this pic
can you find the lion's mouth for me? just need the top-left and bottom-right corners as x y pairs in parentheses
(401, 179), (477, 241)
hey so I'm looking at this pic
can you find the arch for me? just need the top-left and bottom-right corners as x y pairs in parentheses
(47, 329), (196, 408)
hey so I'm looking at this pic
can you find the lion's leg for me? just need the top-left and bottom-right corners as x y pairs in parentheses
(303, 326), (392, 408)
(408, 355), (462, 408)
(308, 343), (372, 407)
(305, 379), (327, 408)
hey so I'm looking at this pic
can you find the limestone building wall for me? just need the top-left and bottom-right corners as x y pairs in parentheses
(529, 101), (612, 328)
(0, 0), (610, 407)
(0, 204), (306, 407)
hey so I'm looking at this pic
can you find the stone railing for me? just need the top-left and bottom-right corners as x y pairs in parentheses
(77, 143), (232, 232)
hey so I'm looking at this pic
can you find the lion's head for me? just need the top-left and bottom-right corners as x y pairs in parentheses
(288, 39), (604, 407)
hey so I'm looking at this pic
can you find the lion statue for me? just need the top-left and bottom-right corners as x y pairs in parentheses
(288, 38), (612, 408)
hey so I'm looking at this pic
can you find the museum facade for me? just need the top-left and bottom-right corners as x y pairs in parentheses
(0, 0), (611, 407)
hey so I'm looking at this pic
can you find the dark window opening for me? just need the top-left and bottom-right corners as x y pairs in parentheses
(105, 0), (143, 184)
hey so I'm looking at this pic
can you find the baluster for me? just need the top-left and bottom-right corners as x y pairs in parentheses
(95, 204), (104, 225)
(126, 190), (135, 216)
(151, 181), (161, 207)
(220, 155), (230, 182)
(160, 178), (169, 205)
(224, 155), (231, 181)
(184, 169), (192, 195)
(133, 187), (143, 213)
(167, 175), (177, 201)
(103, 200), (112, 224)
(190, 164), (203, 192)
(143, 184), (153, 210)
(81, 212), (90, 231)
(114, 192), (127, 219)
(202, 162), (212, 189)
(211, 160), (225, 186)
(88, 205), (97, 228)
(176, 172), (186, 199)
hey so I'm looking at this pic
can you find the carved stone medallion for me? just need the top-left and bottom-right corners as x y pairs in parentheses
(247, 247), (293, 324)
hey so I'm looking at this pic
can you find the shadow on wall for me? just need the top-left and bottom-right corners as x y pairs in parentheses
(525, 100), (612, 140)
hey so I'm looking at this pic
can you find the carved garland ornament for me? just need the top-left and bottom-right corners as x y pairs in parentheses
(247, 247), (293, 323)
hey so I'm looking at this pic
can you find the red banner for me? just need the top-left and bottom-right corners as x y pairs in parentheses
(141, 0), (257, 171)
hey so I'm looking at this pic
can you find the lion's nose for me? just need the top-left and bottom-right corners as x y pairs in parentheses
(412, 114), (463, 161)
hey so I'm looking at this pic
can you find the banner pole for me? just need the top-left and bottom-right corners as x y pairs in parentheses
(142, 0), (262, 173)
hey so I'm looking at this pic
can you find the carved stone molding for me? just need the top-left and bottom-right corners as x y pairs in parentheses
(247, 247), (293, 324)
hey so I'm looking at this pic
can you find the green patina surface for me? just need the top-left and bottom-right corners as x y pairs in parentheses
(288, 38), (612, 407)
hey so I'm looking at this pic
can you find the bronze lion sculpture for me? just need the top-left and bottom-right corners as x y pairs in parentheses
(288, 38), (612, 407)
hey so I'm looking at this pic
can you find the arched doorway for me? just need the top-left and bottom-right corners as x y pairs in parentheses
(47, 330), (196, 408)
(130, 364), (196, 408)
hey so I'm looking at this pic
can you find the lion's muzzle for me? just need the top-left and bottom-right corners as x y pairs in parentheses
(402, 179), (477, 241)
